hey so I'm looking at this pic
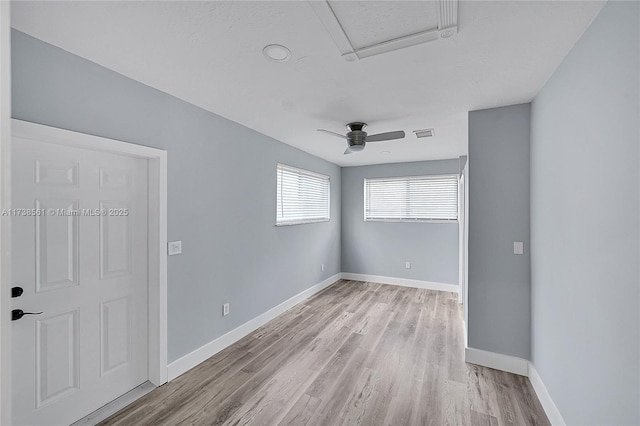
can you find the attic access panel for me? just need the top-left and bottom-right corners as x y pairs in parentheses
(330, 1), (438, 49)
(309, 0), (458, 61)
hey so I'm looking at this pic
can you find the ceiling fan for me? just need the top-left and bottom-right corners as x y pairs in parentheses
(317, 122), (405, 154)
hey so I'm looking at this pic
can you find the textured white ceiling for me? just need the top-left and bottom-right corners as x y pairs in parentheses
(329, 1), (440, 49)
(11, 1), (605, 167)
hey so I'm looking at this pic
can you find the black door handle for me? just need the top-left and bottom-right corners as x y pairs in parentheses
(12, 309), (43, 321)
(11, 287), (24, 298)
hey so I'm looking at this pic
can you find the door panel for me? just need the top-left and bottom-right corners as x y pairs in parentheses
(100, 296), (131, 376)
(12, 136), (149, 425)
(35, 199), (80, 292)
(36, 310), (80, 408)
(35, 159), (79, 187)
(99, 167), (131, 190)
(99, 201), (132, 279)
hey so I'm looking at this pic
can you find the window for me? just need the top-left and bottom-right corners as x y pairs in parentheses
(276, 163), (330, 225)
(364, 174), (458, 222)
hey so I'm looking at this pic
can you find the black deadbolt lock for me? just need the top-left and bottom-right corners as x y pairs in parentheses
(11, 287), (24, 298)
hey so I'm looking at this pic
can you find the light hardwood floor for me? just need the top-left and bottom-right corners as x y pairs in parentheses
(101, 280), (549, 426)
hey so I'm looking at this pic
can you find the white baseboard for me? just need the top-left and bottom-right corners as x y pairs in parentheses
(341, 272), (458, 293)
(465, 347), (529, 376)
(528, 362), (566, 426)
(167, 273), (341, 381)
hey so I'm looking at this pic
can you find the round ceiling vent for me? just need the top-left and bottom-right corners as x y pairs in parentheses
(263, 44), (291, 62)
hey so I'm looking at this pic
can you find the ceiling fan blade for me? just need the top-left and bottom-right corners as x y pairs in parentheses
(318, 129), (347, 139)
(366, 130), (406, 142)
(344, 148), (352, 155)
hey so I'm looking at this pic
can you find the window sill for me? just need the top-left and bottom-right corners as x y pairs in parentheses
(364, 218), (458, 224)
(276, 218), (331, 226)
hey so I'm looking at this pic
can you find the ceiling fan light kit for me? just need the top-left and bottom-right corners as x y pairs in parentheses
(318, 122), (406, 155)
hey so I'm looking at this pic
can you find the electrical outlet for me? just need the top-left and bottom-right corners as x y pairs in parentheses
(167, 240), (182, 256)
(223, 303), (230, 316)
(405, 261), (411, 269)
(321, 264), (324, 272)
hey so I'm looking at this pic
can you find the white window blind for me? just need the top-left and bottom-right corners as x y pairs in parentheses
(364, 174), (458, 222)
(276, 163), (330, 225)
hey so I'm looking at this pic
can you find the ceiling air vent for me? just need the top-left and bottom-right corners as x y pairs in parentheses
(413, 128), (435, 138)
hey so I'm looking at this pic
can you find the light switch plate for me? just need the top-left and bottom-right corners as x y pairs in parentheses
(168, 240), (182, 256)
(514, 241), (524, 255)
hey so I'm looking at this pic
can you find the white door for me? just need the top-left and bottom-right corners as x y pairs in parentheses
(11, 135), (149, 425)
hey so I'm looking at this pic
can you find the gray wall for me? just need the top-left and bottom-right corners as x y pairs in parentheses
(530, 1), (639, 424)
(468, 103), (531, 359)
(341, 160), (459, 285)
(11, 30), (341, 363)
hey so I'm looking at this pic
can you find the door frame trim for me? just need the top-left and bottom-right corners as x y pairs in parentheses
(4, 119), (168, 420)
(0, 3), (11, 424)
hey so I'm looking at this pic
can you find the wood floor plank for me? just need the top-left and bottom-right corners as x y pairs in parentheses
(491, 369), (522, 426)
(305, 344), (369, 426)
(442, 379), (471, 426)
(471, 409), (500, 426)
(358, 298), (422, 425)
(278, 394), (321, 426)
(304, 332), (364, 398)
(384, 306), (430, 426)
(331, 366), (378, 426)
(100, 280), (550, 426)
(445, 295), (467, 384)
(467, 363), (495, 416)
(417, 362), (445, 425)
(512, 374), (550, 425)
